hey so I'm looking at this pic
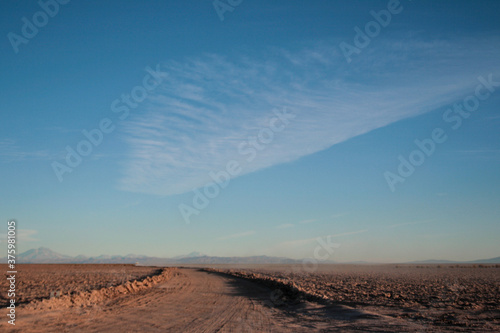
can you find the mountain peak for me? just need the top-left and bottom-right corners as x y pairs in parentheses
(173, 251), (206, 259)
(18, 247), (70, 263)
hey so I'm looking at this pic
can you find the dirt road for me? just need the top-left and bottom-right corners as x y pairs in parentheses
(5, 268), (429, 332)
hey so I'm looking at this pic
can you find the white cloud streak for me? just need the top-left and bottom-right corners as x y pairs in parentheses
(276, 229), (369, 249)
(0, 229), (39, 243)
(217, 230), (256, 241)
(299, 219), (316, 224)
(117, 36), (500, 196)
(0, 139), (54, 163)
(385, 220), (433, 229)
(276, 223), (294, 229)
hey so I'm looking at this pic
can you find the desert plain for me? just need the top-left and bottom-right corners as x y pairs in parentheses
(1, 263), (499, 332)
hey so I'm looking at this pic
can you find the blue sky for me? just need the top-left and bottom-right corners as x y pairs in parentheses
(1, 0), (499, 262)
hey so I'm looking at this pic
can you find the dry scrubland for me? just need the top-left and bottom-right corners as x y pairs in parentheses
(203, 264), (500, 331)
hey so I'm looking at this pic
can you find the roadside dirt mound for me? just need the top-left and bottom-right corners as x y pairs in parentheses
(202, 268), (328, 304)
(6, 268), (428, 332)
(0, 264), (164, 307)
(203, 265), (500, 331)
(25, 267), (177, 310)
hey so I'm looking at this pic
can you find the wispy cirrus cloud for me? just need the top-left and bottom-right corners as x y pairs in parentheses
(0, 139), (54, 163)
(385, 220), (433, 229)
(117, 35), (500, 196)
(331, 213), (349, 219)
(274, 229), (369, 249)
(298, 219), (316, 224)
(0, 229), (39, 243)
(276, 223), (294, 229)
(217, 230), (256, 241)
(452, 149), (500, 161)
(454, 149), (500, 154)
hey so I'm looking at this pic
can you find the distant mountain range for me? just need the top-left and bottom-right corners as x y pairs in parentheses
(1, 247), (302, 265)
(408, 257), (500, 264)
(2, 247), (499, 265)
(18, 247), (72, 262)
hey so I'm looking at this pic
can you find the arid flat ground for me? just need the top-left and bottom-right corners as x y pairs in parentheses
(1, 264), (499, 332)
(200, 264), (500, 331)
(0, 264), (162, 307)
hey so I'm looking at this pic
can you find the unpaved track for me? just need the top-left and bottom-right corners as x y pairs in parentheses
(5, 268), (428, 332)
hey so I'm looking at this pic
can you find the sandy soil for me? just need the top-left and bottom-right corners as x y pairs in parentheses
(202, 264), (500, 332)
(1, 264), (499, 332)
(2, 267), (430, 332)
(0, 264), (162, 307)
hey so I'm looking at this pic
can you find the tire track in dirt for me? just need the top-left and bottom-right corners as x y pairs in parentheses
(4, 268), (430, 332)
